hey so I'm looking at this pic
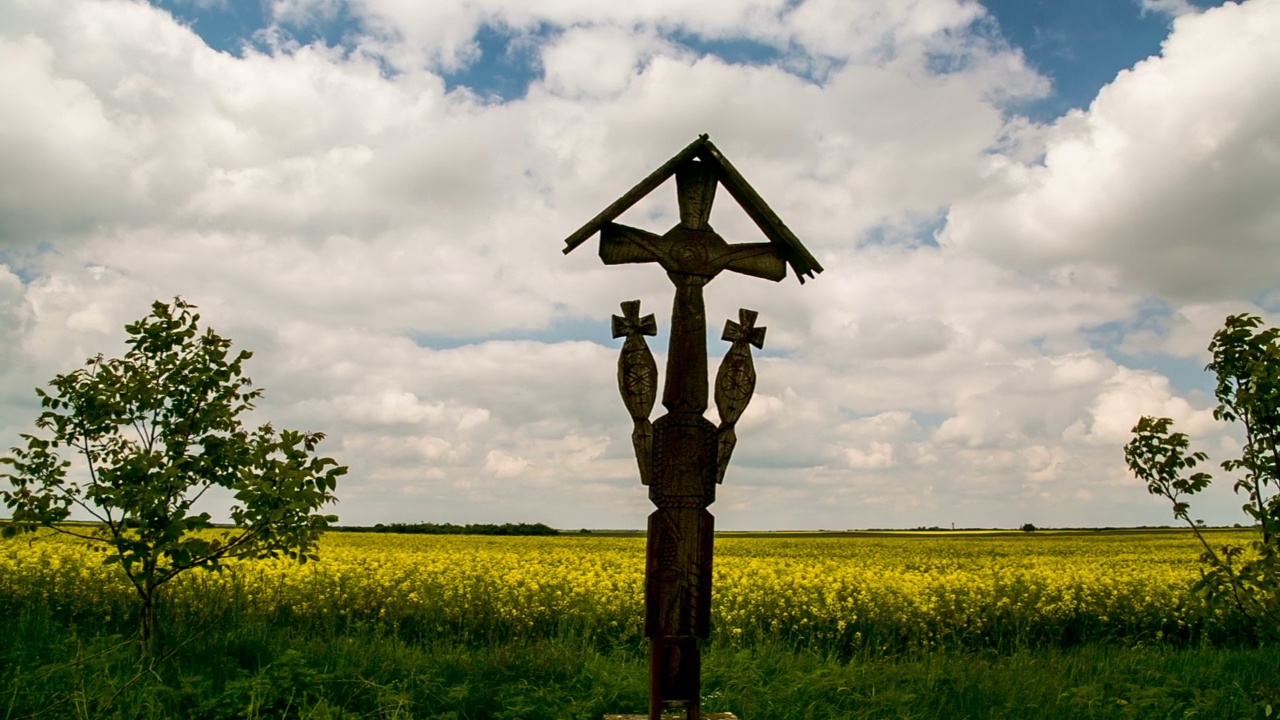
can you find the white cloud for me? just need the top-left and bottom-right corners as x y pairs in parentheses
(1141, 0), (1200, 19)
(1118, 300), (1266, 360)
(483, 449), (530, 478)
(0, 0), (1264, 530)
(940, 0), (1280, 303)
(271, 0), (980, 76)
(1076, 366), (1219, 446)
(540, 27), (676, 100)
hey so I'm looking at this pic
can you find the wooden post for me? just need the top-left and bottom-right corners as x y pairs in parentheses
(564, 136), (821, 718)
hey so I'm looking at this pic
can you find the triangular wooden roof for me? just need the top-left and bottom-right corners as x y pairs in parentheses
(561, 134), (823, 283)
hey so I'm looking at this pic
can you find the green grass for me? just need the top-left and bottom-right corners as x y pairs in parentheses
(3, 607), (1278, 720)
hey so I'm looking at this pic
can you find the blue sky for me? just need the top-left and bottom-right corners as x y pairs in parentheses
(160, 0), (1224, 116)
(1, 0), (1277, 529)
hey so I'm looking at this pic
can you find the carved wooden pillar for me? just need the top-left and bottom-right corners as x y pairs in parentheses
(563, 135), (822, 719)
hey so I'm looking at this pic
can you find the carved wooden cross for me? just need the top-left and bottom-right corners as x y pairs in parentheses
(563, 135), (821, 720)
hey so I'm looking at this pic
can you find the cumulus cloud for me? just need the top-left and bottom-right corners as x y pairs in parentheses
(940, 0), (1280, 303)
(0, 0), (1262, 530)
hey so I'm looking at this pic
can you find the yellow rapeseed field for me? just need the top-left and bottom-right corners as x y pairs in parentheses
(0, 529), (1256, 652)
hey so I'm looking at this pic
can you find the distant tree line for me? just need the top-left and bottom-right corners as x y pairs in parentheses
(333, 522), (560, 536)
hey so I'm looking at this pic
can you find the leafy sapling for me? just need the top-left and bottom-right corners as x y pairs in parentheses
(1, 298), (346, 655)
(1125, 314), (1280, 641)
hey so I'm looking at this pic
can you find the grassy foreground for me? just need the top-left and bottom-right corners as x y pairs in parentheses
(3, 611), (1279, 720)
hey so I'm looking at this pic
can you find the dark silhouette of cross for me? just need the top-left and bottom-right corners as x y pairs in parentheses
(563, 135), (820, 720)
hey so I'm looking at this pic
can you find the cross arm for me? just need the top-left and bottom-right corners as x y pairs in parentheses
(599, 223), (665, 266)
(718, 242), (787, 282)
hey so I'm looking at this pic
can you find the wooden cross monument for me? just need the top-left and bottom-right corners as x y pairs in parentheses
(563, 134), (821, 720)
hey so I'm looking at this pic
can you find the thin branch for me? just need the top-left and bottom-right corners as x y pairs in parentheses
(77, 425), (100, 489)
(45, 524), (106, 543)
(130, 417), (151, 454)
(1171, 488), (1275, 638)
(1263, 421), (1280, 543)
(67, 492), (108, 525)
(182, 481), (214, 514)
(1242, 408), (1273, 543)
(112, 535), (143, 593)
(152, 525), (262, 589)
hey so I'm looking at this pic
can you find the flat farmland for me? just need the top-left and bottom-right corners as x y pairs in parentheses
(4, 528), (1276, 719)
(0, 528), (1257, 651)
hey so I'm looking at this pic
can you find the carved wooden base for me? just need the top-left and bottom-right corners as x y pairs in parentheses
(650, 635), (700, 717)
(645, 509), (713, 638)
